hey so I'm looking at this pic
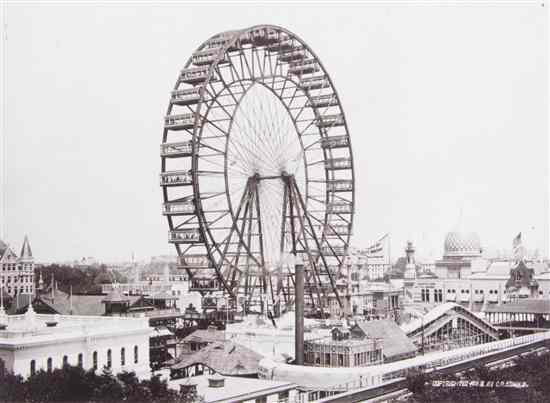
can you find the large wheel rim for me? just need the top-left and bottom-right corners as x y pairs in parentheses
(161, 25), (355, 317)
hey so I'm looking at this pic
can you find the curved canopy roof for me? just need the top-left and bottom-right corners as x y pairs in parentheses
(402, 302), (498, 340)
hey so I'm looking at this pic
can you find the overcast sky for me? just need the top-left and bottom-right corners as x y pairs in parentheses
(1, 2), (548, 262)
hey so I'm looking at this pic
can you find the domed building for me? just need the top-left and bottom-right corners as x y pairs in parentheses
(410, 229), (550, 313)
(443, 231), (483, 259)
(412, 229), (490, 307)
(434, 230), (485, 280)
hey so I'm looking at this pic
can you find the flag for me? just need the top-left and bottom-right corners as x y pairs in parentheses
(364, 234), (389, 257)
(367, 242), (384, 254)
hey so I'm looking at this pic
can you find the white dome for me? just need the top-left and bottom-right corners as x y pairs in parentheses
(444, 231), (482, 258)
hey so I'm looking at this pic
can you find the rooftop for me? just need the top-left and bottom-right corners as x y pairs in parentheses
(0, 310), (151, 347)
(353, 319), (417, 360)
(483, 299), (550, 315)
(169, 375), (295, 403)
(182, 328), (225, 344)
(172, 341), (263, 376)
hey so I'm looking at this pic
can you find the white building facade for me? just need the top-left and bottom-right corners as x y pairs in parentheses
(0, 308), (152, 379)
(409, 231), (550, 311)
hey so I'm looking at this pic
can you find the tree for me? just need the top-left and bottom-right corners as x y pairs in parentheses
(0, 359), (201, 403)
(406, 351), (550, 403)
(0, 358), (25, 403)
(406, 369), (431, 400)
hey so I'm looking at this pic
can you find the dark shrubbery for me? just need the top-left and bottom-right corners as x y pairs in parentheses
(405, 352), (550, 403)
(0, 359), (201, 403)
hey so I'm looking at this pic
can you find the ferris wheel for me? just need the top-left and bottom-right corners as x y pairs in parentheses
(160, 25), (355, 317)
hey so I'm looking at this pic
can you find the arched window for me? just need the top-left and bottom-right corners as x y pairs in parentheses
(121, 347), (125, 366)
(93, 351), (98, 370)
(78, 353), (83, 367)
(134, 345), (138, 364)
(47, 357), (52, 373)
(30, 360), (36, 376)
(63, 355), (68, 367)
(107, 349), (112, 368)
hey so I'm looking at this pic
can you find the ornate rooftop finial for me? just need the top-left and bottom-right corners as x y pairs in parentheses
(25, 301), (36, 317)
(20, 235), (33, 260)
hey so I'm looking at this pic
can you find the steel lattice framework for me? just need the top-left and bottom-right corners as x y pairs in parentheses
(160, 25), (355, 318)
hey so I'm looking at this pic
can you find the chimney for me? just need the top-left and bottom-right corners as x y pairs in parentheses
(294, 254), (304, 365)
(207, 373), (225, 388)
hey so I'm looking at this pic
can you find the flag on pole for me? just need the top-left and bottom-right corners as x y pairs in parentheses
(364, 234), (389, 258)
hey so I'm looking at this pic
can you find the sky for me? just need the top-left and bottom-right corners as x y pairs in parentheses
(0, 1), (548, 263)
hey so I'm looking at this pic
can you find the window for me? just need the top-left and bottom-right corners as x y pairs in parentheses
(63, 355), (68, 366)
(121, 347), (125, 366)
(134, 346), (139, 364)
(107, 349), (112, 368)
(435, 289), (443, 302)
(93, 351), (98, 370)
(78, 353), (83, 367)
(278, 390), (289, 402)
(30, 360), (36, 376)
(47, 358), (53, 373)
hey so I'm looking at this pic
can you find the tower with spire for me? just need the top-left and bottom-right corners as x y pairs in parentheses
(20, 235), (33, 263)
(404, 241), (417, 281)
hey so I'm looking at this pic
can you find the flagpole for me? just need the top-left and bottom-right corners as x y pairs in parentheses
(388, 233), (391, 272)
(69, 285), (73, 315)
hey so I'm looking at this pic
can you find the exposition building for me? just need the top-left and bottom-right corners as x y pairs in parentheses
(0, 305), (152, 379)
(408, 230), (550, 311)
(0, 236), (35, 298)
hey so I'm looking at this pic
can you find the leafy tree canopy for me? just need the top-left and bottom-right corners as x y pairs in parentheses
(0, 359), (202, 403)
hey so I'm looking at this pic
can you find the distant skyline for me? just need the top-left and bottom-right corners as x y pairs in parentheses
(1, 3), (548, 262)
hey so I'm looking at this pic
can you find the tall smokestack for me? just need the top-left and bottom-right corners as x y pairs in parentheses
(294, 255), (304, 365)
